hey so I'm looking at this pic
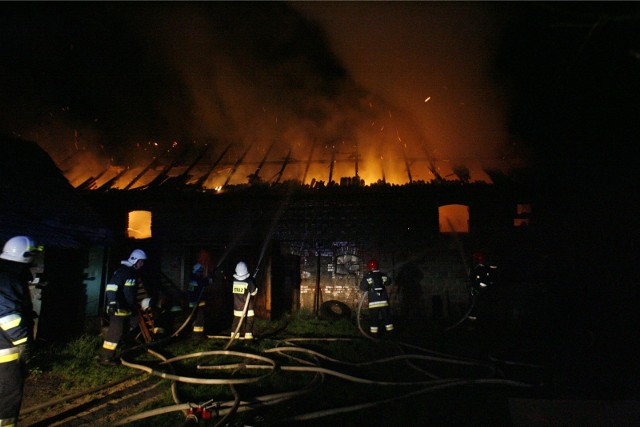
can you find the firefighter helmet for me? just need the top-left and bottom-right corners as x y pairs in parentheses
(128, 249), (147, 264)
(0, 236), (40, 264)
(234, 261), (250, 280)
(472, 252), (485, 265)
(122, 249), (147, 267)
(192, 263), (204, 274)
(367, 259), (379, 271)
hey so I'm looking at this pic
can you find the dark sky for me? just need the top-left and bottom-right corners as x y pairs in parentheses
(1, 2), (639, 188)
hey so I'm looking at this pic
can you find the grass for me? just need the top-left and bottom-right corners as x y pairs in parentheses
(27, 334), (134, 390)
(24, 312), (541, 426)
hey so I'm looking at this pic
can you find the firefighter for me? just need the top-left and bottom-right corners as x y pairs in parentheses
(0, 236), (42, 426)
(359, 259), (394, 336)
(99, 249), (147, 366)
(230, 261), (257, 340)
(467, 252), (498, 322)
(188, 263), (212, 338)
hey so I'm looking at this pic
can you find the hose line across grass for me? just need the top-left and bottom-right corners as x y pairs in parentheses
(114, 330), (542, 426)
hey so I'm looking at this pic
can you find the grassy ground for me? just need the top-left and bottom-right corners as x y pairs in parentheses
(21, 310), (638, 426)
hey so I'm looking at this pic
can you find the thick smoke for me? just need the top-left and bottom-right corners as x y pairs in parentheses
(0, 2), (517, 187)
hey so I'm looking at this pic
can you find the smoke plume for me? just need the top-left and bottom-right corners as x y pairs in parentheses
(0, 2), (518, 187)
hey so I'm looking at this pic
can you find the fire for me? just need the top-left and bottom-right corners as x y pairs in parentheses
(56, 139), (498, 191)
(50, 102), (509, 191)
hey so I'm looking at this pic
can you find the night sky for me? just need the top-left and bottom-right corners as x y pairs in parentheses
(2, 3), (638, 177)
(1, 3), (639, 218)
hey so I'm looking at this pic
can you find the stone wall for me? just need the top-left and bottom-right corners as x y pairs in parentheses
(298, 245), (471, 323)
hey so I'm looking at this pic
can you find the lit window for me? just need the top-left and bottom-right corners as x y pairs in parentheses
(514, 203), (532, 227)
(439, 204), (469, 233)
(127, 210), (152, 239)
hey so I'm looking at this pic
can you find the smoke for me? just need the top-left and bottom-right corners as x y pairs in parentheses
(0, 2), (519, 186)
(293, 2), (512, 162)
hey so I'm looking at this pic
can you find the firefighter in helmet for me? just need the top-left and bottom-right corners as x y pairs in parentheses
(188, 263), (212, 338)
(99, 249), (147, 366)
(230, 261), (257, 340)
(467, 252), (498, 322)
(0, 236), (42, 426)
(359, 259), (394, 337)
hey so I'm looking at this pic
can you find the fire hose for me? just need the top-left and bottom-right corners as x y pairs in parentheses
(444, 288), (477, 331)
(175, 183), (294, 345)
(113, 334), (536, 426)
(111, 196), (544, 424)
(222, 184), (295, 349)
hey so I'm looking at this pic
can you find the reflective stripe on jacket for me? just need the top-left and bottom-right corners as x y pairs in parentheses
(0, 346), (23, 364)
(104, 265), (140, 314)
(232, 278), (257, 313)
(359, 270), (392, 309)
(0, 270), (30, 350)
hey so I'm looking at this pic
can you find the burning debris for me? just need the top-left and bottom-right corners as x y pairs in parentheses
(57, 136), (505, 193)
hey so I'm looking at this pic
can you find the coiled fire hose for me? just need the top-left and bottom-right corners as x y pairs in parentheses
(114, 335), (536, 426)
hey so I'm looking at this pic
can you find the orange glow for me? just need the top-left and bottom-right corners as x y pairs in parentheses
(51, 101), (509, 190)
(439, 204), (469, 233)
(127, 210), (152, 239)
(58, 144), (499, 190)
(516, 203), (532, 215)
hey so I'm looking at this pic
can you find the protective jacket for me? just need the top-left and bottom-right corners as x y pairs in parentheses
(0, 271), (30, 350)
(188, 271), (210, 309)
(105, 264), (140, 316)
(188, 266), (211, 335)
(231, 276), (258, 339)
(232, 277), (257, 316)
(469, 262), (497, 294)
(0, 262), (31, 426)
(359, 270), (392, 308)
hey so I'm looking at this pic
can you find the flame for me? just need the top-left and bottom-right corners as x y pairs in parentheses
(49, 99), (512, 190)
(56, 140), (500, 190)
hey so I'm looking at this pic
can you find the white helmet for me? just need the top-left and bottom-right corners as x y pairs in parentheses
(141, 297), (152, 311)
(233, 261), (250, 280)
(192, 263), (204, 274)
(0, 236), (40, 264)
(122, 249), (147, 267)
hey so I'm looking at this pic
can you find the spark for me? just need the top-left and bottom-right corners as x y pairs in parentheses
(424, 97), (431, 103)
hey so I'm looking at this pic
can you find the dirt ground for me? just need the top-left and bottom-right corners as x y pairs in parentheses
(20, 371), (165, 426)
(22, 371), (67, 411)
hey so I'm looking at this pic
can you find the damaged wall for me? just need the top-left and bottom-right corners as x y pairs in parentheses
(80, 179), (529, 331)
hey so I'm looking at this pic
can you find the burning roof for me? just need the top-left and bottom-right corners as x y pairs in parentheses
(57, 138), (508, 194)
